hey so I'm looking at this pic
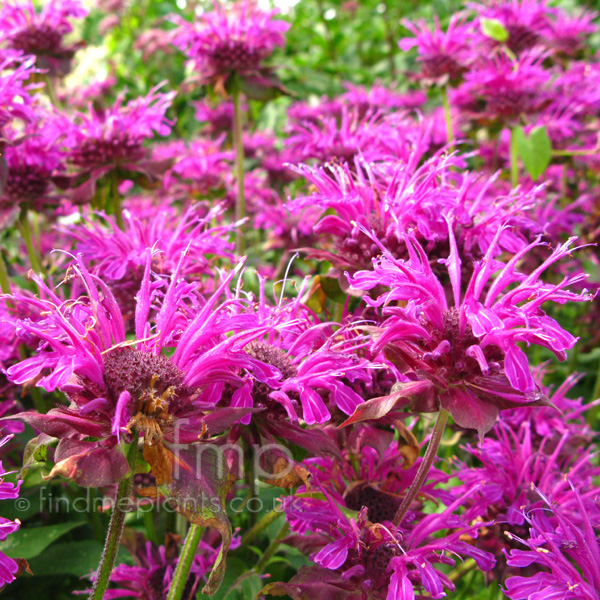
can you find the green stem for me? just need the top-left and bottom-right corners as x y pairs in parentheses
(239, 508), (283, 548)
(232, 77), (246, 255)
(19, 208), (43, 274)
(447, 557), (476, 583)
(166, 525), (204, 600)
(254, 522), (290, 574)
(510, 129), (519, 188)
(110, 171), (125, 230)
(392, 408), (449, 527)
(592, 357), (600, 403)
(0, 252), (11, 296)
(441, 85), (454, 148)
(143, 509), (158, 546)
(43, 74), (60, 108)
(88, 437), (139, 600)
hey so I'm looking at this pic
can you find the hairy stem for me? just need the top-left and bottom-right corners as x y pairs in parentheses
(166, 524), (204, 600)
(232, 77), (246, 255)
(392, 408), (449, 527)
(88, 437), (139, 600)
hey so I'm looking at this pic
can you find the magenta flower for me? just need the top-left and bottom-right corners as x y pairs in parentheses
(63, 200), (235, 324)
(0, 435), (22, 589)
(0, 114), (64, 217)
(54, 84), (175, 202)
(545, 8), (597, 55)
(0, 50), (38, 129)
(278, 484), (494, 600)
(103, 533), (237, 599)
(451, 48), (550, 123)
(399, 13), (474, 83)
(470, 0), (553, 54)
(285, 107), (425, 165)
(504, 494), (600, 600)
(289, 151), (540, 271)
(0, 0), (87, 76)
(223, 276), (377, 426)
(156, 137), (232, 197)
(449, 376), (600, 579)
(172, 0), (289, 92)
(345, 225), (591, 437)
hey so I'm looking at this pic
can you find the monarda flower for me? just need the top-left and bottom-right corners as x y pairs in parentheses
(504, 494), (600, 600)
(451, 48), (550, 124)
(54, 84), (175, 202)
(399, 13), (473, 84)
(0, 50), (38, 129)
(103, 532), (239, 600)
(0, 0), (87, 76)
(275, 485), (494, 600)
(449, 383), (600, 581)
(344, 225), (591, 437)
(63, 201), (235, 324)
(0, 435), (22, 589)
(288, 151), (539, 272)
(172, 0), (289, 95)
(470, 0), (553, 54)
(0, 115), (64, 217)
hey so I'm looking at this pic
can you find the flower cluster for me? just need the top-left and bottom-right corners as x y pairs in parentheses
(0, 0), (599, 598)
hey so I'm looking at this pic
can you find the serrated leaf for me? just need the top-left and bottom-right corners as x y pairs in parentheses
(480, 18), (508, 42)
(0, 521), (85, 559)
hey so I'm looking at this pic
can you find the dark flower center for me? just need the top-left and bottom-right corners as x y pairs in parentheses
(364, 542), (401, 590)
(3, 165), (49, 203)
(10, 24), (62, 55)
(344, 482), (401, 523)
(245, 340), (298, 406)
(209, 40), (262, 73)
(71, 135), (145, 169)
(103, 347), (185, 405)
(506, 24), (539, 54)
(421, 54), (465, 80)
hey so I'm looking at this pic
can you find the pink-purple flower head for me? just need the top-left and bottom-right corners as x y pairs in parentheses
(345, 223), (592, 438)
(451, 48), (550, 124)
(54, 83), (175, 201)
(0, 113), (64, 216)
(223, 274), (378, 426)
(63, 200), (235, 324)
(285, 107), (428, 166)
(504, 492), (600, 600)
(470, 0), (554, 54)
(399, 13), (474, 84)
(289, 150), (539, 271)
(0, 434), (21, 588)
(0, 49), (38, 128)
(104, 533), (236, 600)
(0, 0), (87, 76)
(2, 254), (259, 487)
(156, 137), (232, 197)
(280, 483), (494, 600)
(172, 0), (289, 90)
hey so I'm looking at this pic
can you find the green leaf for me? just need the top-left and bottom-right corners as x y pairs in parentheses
(513, 126), (552, 181)
(27, 540), (103, 576)
(480, 18), (509, 42)
(0, 521), (85, 559)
